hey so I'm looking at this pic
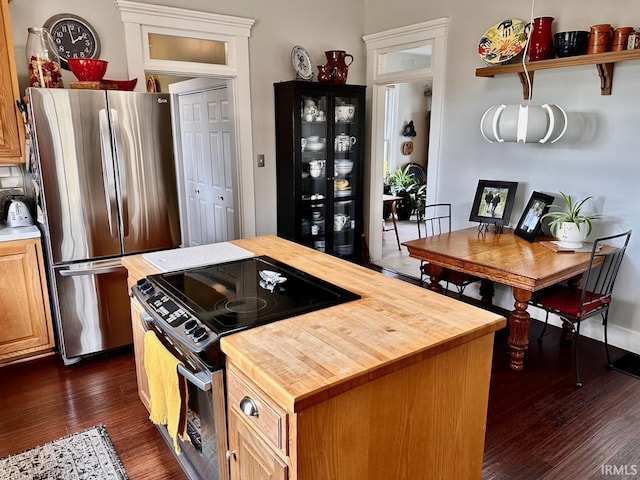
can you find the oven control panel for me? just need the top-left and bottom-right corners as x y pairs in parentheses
(133, 278), (216, 352)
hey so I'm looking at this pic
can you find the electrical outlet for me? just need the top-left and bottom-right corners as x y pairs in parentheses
(257, 154), (265, 168)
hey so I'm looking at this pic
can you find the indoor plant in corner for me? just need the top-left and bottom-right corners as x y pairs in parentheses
(385, 165), (419, 220)
(541, 191), (601, 248)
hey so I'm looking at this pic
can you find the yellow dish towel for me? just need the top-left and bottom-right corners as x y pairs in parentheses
(144, 330), (189, 454)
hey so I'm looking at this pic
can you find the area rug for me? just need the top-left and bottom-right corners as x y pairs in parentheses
(612, 352), (640, 380)
(0, 424), (129, 480)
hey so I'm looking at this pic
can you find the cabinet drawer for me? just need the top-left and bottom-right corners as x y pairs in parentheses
(227, 365), (288, 456)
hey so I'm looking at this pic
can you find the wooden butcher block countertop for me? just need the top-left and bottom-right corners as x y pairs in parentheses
(123, 235), (505, 412)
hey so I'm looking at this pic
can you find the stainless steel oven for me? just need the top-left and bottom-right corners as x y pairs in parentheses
(133, 255), (360, 480)
(138, 310), (229, 480)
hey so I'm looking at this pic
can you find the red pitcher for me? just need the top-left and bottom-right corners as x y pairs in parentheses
(528, 16), (555, 61)
(324, 50), (353, 84)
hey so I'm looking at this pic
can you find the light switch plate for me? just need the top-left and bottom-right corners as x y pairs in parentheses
(257, 154), (265, 167)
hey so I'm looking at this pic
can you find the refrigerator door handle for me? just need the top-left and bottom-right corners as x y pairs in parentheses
(99, 109), (119, 239)
(110, 108), (129, 237)
(59, 264), (123, 277)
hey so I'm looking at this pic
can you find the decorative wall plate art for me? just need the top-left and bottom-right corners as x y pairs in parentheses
(291, 45), (314, 80)
(478, 18), (528, 64)
(402, 141), (414, 155)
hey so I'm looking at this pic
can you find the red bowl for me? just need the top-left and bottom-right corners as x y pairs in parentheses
(68, 58), (108, 82)
(102, 78), (138, 91)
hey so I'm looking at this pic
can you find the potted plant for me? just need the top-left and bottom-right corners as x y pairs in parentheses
(385, 165), (418, 220)
(541, 191), (601, 248)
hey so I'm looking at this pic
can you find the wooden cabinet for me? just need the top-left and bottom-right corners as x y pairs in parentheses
(226, 333), (496, 480)
(274, 81), (366, 262)
(0, 237), (54, 363)
(130, 295), (151, 412)
(228, 410), (288, 480)
(0, 0), (26, 164)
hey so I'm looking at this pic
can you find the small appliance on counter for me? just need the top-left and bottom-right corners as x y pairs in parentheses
(3, 196), (34, 227)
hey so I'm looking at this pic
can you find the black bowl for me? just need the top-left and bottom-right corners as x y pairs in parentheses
(554, 31), (590, 57)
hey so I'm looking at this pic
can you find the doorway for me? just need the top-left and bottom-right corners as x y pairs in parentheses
(115, 1), (256, 239)
(363, 18), (449, 263)
(170, 78), (238, 246)
(378, 80), (431, 278)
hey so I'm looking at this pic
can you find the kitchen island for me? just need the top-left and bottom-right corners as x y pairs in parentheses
(122, 235), (505, 480)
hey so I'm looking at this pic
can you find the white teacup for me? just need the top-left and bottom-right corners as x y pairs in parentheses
(334, 214), (349, 231)
(311, 211), (321, 219)
(310, 167), (321, 178)
(335, 105), (355, 122)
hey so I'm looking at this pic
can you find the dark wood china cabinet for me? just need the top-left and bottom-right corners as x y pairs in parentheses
(274, 80), (366, 262)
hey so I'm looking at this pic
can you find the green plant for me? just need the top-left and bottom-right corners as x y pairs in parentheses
(384, 165), (424, 220)
(385, 165), (416, 195)
(541, 191), (601, 236)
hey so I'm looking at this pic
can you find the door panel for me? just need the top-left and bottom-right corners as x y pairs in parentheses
(54, 261), (132, 359)
(107, 91), (181, 254)
(178, 87), (236, 246)
(29, 88), (121, 262)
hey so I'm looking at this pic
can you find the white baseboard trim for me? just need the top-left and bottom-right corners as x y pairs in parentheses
(544, 315), (640, 356)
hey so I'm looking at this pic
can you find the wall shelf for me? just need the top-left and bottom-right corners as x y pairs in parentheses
(475, 49), (640, 99)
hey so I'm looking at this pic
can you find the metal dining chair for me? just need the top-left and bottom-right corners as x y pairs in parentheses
(529, 230), (632, 387)
(418, 203), (480, 298)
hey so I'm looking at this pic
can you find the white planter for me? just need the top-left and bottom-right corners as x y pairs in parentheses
(556, 222), (588, 248)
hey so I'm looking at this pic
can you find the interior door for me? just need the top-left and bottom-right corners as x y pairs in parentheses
(178, 86), (237, 246)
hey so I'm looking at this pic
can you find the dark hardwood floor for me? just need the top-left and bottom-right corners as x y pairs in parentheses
(0, 348), (187, 480)
(1, 309), (639, 479)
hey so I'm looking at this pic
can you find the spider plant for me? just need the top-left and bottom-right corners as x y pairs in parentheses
(541, 191), (601, 236)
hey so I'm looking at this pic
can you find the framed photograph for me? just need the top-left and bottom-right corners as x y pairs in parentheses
(469, 180), (518, 226)
(514, 191), (555, 242)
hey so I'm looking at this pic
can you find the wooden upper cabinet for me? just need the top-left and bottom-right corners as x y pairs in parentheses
(0, 0), (25, 164)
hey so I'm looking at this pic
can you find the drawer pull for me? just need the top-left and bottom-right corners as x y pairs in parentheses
(239, 396), (259, 417)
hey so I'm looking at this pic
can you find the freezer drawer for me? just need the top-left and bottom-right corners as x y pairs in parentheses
(53, 260), (132, 361)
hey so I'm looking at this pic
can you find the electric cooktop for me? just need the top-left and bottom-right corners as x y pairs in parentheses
(137, 255), (361, 354)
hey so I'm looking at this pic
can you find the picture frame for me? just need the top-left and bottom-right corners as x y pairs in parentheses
(514, 191), (555, 242)
(469, 180), (518, 226)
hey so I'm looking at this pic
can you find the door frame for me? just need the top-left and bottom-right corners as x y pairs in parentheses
(363, 18), (449, 261)
(169, 78), (238, 245)
(115, 0), (256, 239)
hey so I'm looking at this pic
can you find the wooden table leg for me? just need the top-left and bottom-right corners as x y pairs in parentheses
(389, 201), (401, 251)
(479, 279), (494, 308)
(508, 287), (532, 371)
(425, 264), (445, 294)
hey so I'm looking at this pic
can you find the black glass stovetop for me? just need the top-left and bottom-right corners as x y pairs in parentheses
(147, 255), (360, 336)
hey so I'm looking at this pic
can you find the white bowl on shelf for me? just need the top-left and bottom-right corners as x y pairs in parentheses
(335, 159), (353, 175)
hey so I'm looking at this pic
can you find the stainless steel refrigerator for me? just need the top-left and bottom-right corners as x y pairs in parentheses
(28, 88), (181, 364)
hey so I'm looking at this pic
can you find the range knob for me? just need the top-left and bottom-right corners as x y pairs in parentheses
(137, 279), (154, 295)
(184, 320), (198, 334)
(192, 327), (209, 342)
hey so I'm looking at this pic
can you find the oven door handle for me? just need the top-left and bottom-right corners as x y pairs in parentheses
(177, 364), (212, 391)
(139, 309), (212, 391)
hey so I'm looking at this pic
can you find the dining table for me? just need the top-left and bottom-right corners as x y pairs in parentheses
(403, 227), (602, 371)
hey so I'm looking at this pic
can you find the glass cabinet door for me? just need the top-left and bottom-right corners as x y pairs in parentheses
(332, 94), (360, 257)
(300, 93), (328, 252)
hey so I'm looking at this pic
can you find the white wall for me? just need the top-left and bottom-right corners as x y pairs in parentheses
(395, 82), (428, 170)
(10, 0), (640, 349)
(365, 0), (640, 351)
(9, 0), (366, 238)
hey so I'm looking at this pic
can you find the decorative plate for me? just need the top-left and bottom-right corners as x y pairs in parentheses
(478, 18), (528, 64)
(291, 45), (314, 80)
